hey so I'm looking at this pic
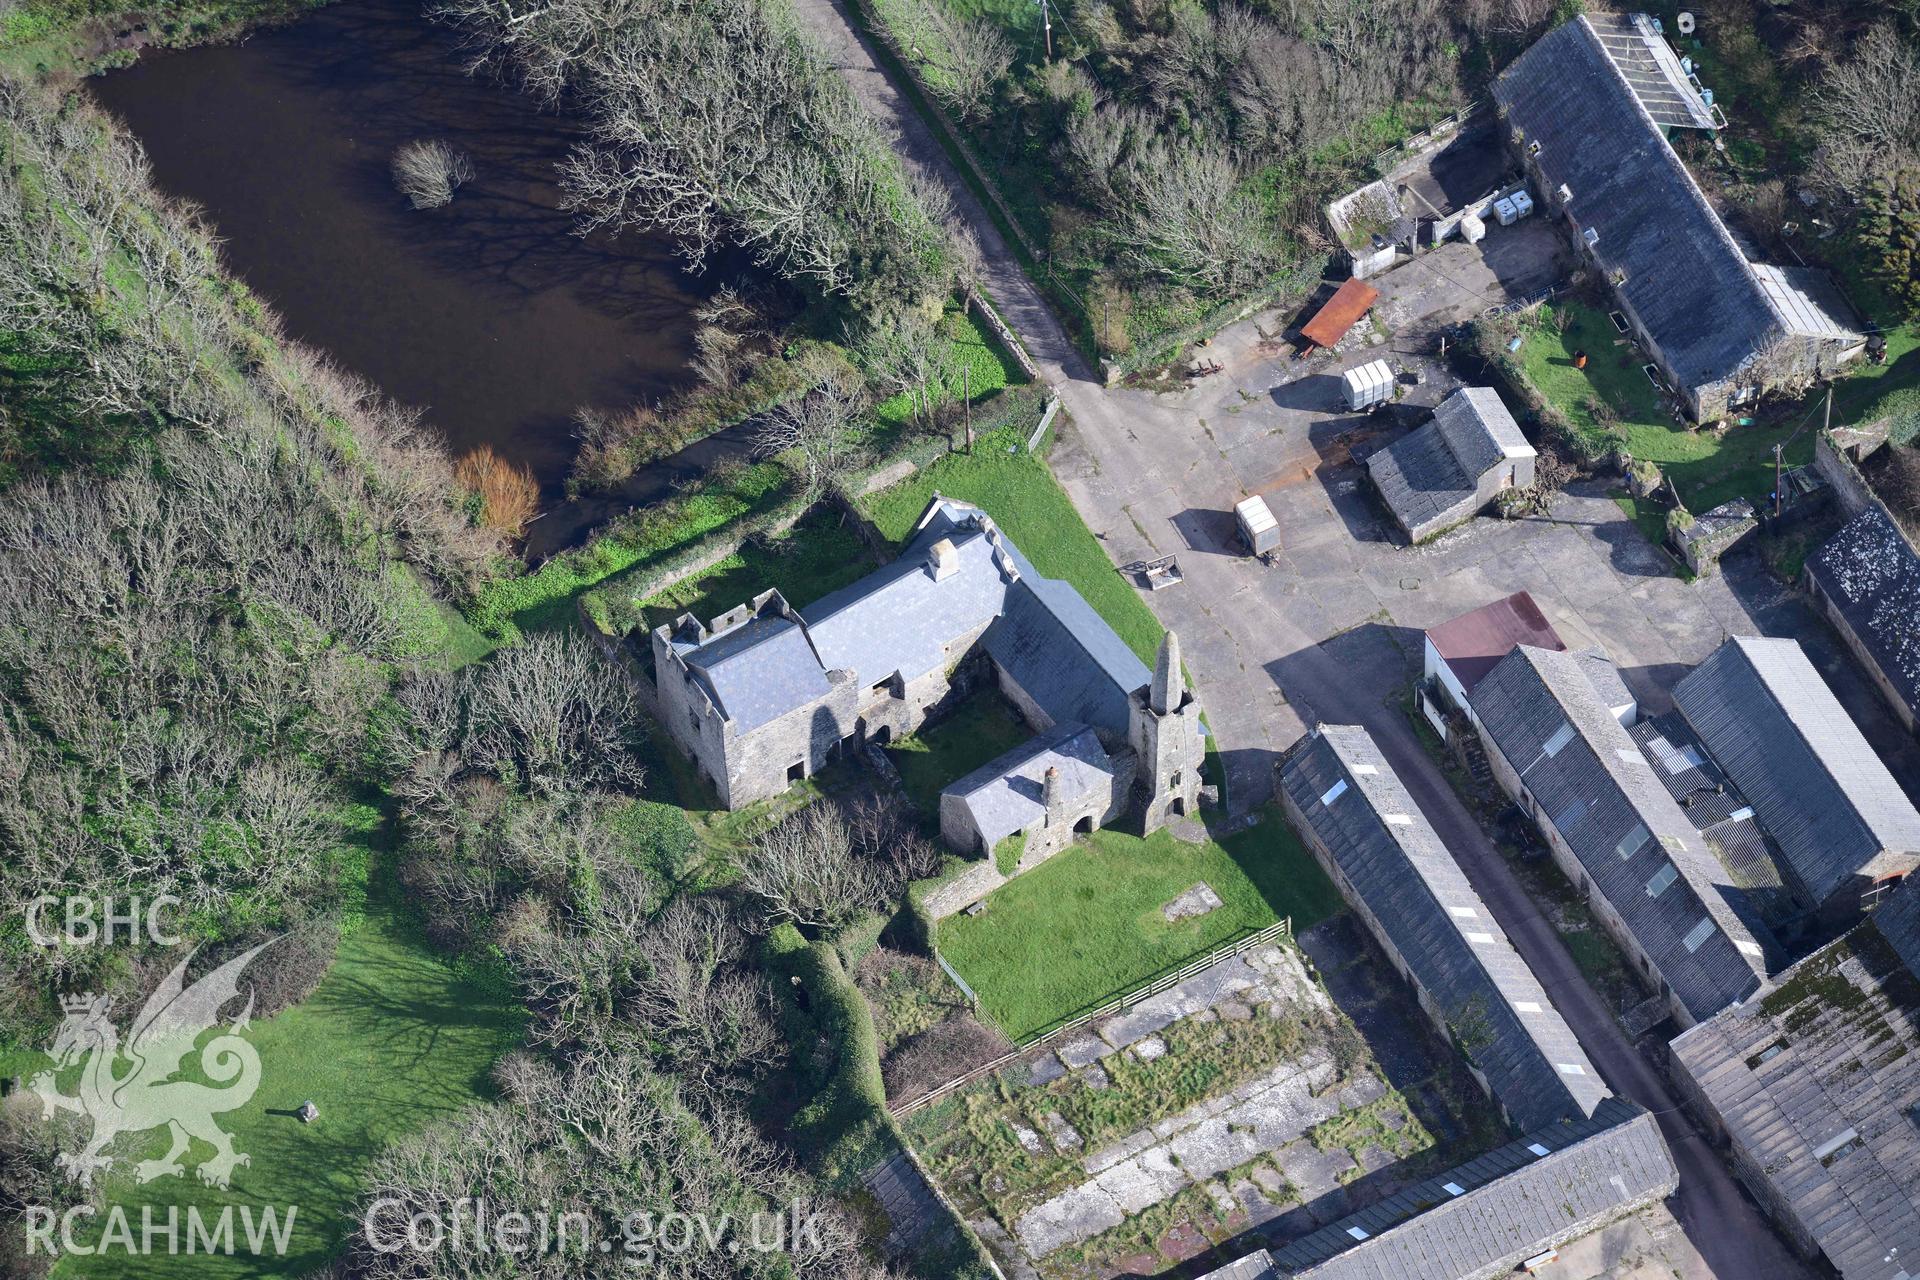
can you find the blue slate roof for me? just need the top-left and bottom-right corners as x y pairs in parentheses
(943, 722), (1115, 847)
(1494, 14), (1786, 394)
(804, 523), (1011, 688)
(1675, 636), (1920, 908)
(1282, 725), (1606, 1132)
(681, 615), (830, 733)
(674, 496), (1151, 740)
(1471, 645), (1771, 1021)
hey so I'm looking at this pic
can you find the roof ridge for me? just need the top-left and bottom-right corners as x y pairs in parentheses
(1566, 14), (1784, 347)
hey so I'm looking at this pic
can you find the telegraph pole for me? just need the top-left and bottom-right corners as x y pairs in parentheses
(963, 363), (973, 453)
(1040, 0), (1051, 61)
(1773, 442), (1783, 518)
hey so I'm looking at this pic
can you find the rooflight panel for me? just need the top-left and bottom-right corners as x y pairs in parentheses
(1682, 917), (1716, 953)
(1616, 822), (1650, 860)
(1320, 779), (1348, 807)
(1542, 722), (1576, 757)
(1646, 863), (1679, 897)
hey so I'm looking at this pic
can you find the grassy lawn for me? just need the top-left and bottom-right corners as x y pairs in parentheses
(1522, 301), (1815, 514)
(27, 822), (524, 1279)
(886, 687), (1033, 816)
(862, 427), (1164, 665)
(939, 809), (1342, 1040)
(871, 304), (1028, 434)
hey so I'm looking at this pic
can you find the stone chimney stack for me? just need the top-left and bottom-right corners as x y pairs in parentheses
(1043, 765), (1063, 822)
(1151, 631), (1183, 715)
(928, 537), (959, 581)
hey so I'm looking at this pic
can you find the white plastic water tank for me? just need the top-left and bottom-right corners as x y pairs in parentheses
(1343, 359), (1395, 412)
(1494, 197), (1518, 227)
(1460, 211), (1487, 245)
(1510, 190), (1535, 219)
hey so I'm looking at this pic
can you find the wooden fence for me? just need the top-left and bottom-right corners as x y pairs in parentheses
(891, 917), (1293, 1117)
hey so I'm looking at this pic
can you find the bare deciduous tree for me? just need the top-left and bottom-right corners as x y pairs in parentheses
(752, 372), (868, 495)
(1807, 24), (1920, 194)
(740, 804), (889, 932)
(390, 139), (475, 209)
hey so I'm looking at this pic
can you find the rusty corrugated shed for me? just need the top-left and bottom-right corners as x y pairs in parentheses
(1300, 278), (1380, 349)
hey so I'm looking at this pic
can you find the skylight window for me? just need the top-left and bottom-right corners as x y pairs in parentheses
(1646, 863), (1679, 897)
(1320, 779), (1348, 807)
(1682, 917), (1716, 953)
(1527, 1143), (1552, 1157)
(1346, 1226), (1370, 1241)
(1352, 763), (1378, 775)
(1542, 722), (1576, 757)
(1616, 823), (1650, 860)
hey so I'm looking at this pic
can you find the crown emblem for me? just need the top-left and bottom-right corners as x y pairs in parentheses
(61, 992), (98, 1014)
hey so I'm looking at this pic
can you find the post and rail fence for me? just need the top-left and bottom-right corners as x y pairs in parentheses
(892, 917), (1293, 1118)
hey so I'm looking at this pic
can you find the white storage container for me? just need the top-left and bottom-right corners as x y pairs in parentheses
(1494, 197), (1518, 227)
(1343, 359), (1395, 412)
(1235, 494), (1281, 555)
(1459, 211), (1487, 245)
(1510, 189), (1535, 219)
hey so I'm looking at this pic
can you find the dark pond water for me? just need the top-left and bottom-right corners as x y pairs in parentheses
(91, 0), (715, 496)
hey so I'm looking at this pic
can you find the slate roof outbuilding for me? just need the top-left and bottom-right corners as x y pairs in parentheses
(1808, 507), (1920, 721)
(1674, 636), (1920, 908)
(1471, 645), (1771, 1022)
(1366, 387), (1531, 540)
(1282, 724), (1606, 1132)
(942, 722), (1116, 849)
(1493, 14), (1794, 395)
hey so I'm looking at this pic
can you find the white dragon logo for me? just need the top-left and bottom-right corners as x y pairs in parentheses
(29, 941), (275, 1190)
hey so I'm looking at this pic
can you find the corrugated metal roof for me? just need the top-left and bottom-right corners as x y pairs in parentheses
(1268, 1099), (1676, 1280)
(1670, 913), (1920, 1280)
(1588, 11), (1718, 129)
(1753, 264), (1863, 342)
(1282, 725), (1608, 1132)
(1471, 645), (1771, 1021)
(1879, 876), (1920, 978)
(1809, 508), (1920, 719)
(1675, 636), (1920, 908)
(1302, 278), (1381, 348)
(1426, 592), (1566, 695)
(942, 722), (1115, 847)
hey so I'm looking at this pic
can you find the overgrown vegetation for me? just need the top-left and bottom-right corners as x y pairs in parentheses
(861, 0), (1556, 360)
(434, 0), (950, 316)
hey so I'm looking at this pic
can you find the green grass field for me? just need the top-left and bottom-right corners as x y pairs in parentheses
(938, 809), (1342, 1040)
(862, 427), (1164, 665)
(886, 688), (1032, 815)
(28, 828), (523, 1279)
(1522, 302), (1816, 518)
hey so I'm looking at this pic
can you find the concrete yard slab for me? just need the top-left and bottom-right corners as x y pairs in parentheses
(1274, 1139), (1357, 1201)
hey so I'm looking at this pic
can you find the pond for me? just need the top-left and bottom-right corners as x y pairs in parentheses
(90, 0), (721, 498)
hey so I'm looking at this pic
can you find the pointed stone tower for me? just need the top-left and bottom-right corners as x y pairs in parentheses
(1130, 630), (1206, 833)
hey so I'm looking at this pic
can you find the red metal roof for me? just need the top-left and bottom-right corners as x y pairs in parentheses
(1426, 591), (1566, 693)
(1300, 278), (1381, 350)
